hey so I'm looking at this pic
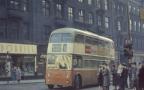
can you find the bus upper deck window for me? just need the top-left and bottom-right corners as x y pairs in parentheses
(50, 33), (61, 43)
(62, 33), (73, 43)
(50, 33), (73, 43)
(75, 34), (84, 43)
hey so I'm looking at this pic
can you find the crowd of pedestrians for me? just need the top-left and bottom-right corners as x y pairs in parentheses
(98, 62), (144, 90)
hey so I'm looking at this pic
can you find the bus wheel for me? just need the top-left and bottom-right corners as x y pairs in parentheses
(57, 85), (63, 88)
(74, 76), (82, 89)
(48, 84), (54, 89)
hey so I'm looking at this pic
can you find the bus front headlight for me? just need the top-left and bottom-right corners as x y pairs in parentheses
(47, 73), (50, 77)
(66, 74), (69, 79)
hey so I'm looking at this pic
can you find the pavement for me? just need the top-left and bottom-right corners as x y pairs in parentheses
(0, 79), (45, 85)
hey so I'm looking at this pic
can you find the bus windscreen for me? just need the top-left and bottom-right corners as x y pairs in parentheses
(50, 33), (73, 43)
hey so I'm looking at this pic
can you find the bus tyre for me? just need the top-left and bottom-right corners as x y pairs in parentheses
(48, 84), (54, 89)
(74, 76), (82, 89)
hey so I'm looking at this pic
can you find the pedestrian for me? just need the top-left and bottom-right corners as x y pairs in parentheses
(128, 63), (132, 88)
(111, 64), (118, 90)
(98, 65), (103, 90)
(119, 64), (128, 90)
(102, 64), (110, 90)
(117, 64), (123, 89)
(131, 62), (137, 90)
(138, 63), (144, 90)
(137, 62), (142, 90)
(5, 61), (10, 83)
(11, 66), (16, 81)
(16, 66), (21, 83)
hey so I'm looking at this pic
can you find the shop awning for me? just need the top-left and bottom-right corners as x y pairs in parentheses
(0, 43), (37, 55)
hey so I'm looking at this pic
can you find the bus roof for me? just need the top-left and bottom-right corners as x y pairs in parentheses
(52, 28), (113, 43)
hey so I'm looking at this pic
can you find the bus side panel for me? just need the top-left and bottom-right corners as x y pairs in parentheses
(73, 43), (85, 54)
(45, 69), (73, 87)
(73, 69), (98, 86)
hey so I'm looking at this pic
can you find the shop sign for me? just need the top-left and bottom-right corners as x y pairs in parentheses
(0, 43), (37, 54)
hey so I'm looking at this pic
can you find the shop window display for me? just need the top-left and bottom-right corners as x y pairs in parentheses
(21, 57), (35, 76)
(0, 56), (11, 78)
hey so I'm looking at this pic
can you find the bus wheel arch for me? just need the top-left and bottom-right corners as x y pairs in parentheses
(47, 84), (54, 89)
(73, 74), (82, 89)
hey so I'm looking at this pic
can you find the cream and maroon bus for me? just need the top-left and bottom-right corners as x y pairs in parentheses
(45, 28), (115, 89)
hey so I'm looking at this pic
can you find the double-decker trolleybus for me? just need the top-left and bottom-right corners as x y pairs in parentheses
(45, 28), (115, 89)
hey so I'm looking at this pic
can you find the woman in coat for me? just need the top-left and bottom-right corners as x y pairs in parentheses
(112, 65), (118, 90)
(119, 64), (128, 90)
(138, 63), (144, 90)
(98, 66), (103, 90)
(16, 67), (21, 83)
(11, 66), (16, 81)
(103, 64), (110, 90)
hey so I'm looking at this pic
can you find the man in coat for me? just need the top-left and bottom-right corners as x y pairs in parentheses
(102, 64), (110, 90)
(138, 63), (144, 90)
(119, 64), (128, 90)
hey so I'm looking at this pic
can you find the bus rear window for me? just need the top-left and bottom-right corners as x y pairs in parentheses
(50, 33), (73, 43)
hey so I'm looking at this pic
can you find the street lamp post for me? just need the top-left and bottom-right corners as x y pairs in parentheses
(127, 2), (132, 42)
(125, 1), (133, 63)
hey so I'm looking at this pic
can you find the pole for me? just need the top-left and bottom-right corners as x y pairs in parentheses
(127, 1), (132, 42)
(127, 1), (133, 63)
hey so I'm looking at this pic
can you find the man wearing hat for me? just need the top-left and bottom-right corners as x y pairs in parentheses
(119, 63), (128, 90)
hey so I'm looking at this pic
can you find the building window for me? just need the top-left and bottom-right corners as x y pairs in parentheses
(0, 0), (5, 6)
(56, 4), (62, 18)
(0, 20), (6, 39)
(88, 0), (92, 5)
(97, 0), (101, 8)
(128, 5), (131, 12)
(133, 7), (136, 14)
(133, 38), (136, 48)
(134, 21), (136, 31)
(97, 16), (101, 26)
(42, 0), (50, 16)
(23, 23), (29, 40)
(117, 21), (121, 31)
(78, 10), (84, 22)
(117, 5), (120, 11)
(68, 7), (73, 21)
(78, 0), (83, 3)
(22, 0), (29, 12)
(9, 0), (20, 10)
(113, 3), (116, 9)
(104, 0), (108, 10)
(138, 22), (141, 32)
(121, 6), (124, 13)
(44, 26), (52, 41)
(8, 21), (19, 40)
(88, 13), (93, 24)
(129, 19), (132, 31)
(132, 6), (136, 13)
(137, 8), (140, 15)
(142, 23), (144, 32)
(8, 0), (29, 11)
(105, 17), (109, 29)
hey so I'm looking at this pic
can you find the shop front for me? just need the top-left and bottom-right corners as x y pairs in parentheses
(0, 43), (37, 80)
